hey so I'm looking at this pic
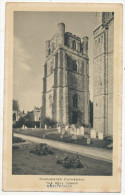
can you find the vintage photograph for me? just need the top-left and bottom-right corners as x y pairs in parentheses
(3, 2), (122, 192)
(12, 11), (113, 175)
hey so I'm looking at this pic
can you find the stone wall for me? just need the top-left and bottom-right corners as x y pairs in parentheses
(93, 13), (114, 136)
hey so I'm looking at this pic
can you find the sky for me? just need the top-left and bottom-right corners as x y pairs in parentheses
(13, 11), (96, 112)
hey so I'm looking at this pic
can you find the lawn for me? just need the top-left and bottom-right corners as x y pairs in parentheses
(12, 143), (112, 175)
(13, 128), (57, 138)
(13, 128), (113, 150)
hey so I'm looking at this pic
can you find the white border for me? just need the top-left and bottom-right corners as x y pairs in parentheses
(0, 0), (124, 194)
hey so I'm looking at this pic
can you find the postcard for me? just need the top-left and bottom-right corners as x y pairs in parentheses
(3, 2), (123, 192)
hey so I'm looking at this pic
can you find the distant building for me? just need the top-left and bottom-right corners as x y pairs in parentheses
(13, 100), (20, 122)
(93, 12), (114, 136)
(28, 107), (41, 122)
(41, 23), (90, 126)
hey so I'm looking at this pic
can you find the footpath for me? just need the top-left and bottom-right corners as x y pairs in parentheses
(14, 133), (112, 163)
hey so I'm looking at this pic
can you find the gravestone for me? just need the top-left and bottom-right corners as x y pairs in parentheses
(45, 124), (47, 130)
(22, 125), (25, 129)
(91, 130), (96, 139)
(60, 134), (63, 139)
(58, 126), (61, 133)
(65, 125), (68, 131)
(73, 125), (77, 134)
(76, 128), (80, 135)
(98, 132), (103, 140)
(61, 127), (65, 135)
(69, 127), (72, 135)
(80, 126), (84, 135)
(71, 134), (77, 141)
(87, 138), (91, 144)
(72, 125), (77, 135)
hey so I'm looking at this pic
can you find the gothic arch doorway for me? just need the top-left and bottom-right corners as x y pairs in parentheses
(72, 111), (78, 124)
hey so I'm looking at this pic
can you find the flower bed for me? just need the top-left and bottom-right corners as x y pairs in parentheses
(12, 136), (26, 143)
(30, 143), (54, 155)
(56, 155), (84, 169)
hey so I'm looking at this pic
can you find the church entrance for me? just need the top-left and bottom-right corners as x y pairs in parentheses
(72, 111), (78, 124)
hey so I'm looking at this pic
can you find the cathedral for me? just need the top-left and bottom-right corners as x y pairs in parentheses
(93, 12), (114, 136)
(41, 23), (90, 126)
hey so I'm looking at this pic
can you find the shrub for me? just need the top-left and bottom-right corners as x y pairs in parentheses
(56, 155), (84, 169)
(80, 123), (89, 128)
(30, 143), (54, 155)
(41, 117), (57, 128)
(13, 117), (25, 128)
(25, 121), (35, 128)
(13, 137), (26, 143)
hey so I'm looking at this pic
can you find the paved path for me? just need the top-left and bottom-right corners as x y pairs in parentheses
(14, 133), (112, 163)
(13, 141), (31, 146)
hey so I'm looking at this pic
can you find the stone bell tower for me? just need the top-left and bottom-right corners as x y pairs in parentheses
(41, 23), (90, 126)
(93, 12), (114, 136)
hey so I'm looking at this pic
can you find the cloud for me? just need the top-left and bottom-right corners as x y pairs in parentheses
(18, 90), (41, 112)
(15, 58), (31, 71)
(14, 37), (31, 71)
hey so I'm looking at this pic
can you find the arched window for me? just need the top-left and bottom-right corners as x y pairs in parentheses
(48, 48), (51, 55)
(73, 94), (78, 108)
(73, 60), (77, 71)
(49, 95), (52, 107)
(72, 40), (76, 50)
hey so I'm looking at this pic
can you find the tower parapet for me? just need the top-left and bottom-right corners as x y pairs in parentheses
(45, 40), (50, 58)
(45, 23), (89, 59)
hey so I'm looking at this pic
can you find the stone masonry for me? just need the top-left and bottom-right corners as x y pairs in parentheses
(41, 23), (90, 126)
(93, 13), (114, 136)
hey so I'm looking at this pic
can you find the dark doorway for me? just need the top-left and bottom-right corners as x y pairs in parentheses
(13, 113), (16, 121)
(72, 111), (78, 124)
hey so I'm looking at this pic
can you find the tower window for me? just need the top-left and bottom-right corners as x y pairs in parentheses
(73, 94), (78, 108)
(51, 42), (55, 52)
(72, 40), (76, 50)
(73, 60), (77, 72)
(48, 48), (51, 55)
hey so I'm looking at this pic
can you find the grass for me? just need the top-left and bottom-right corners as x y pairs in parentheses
(13, 128), (57, 138)
(12, 143), (112, 175)
(45, 132), (112, 149)
(13, 128), (112, 150)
